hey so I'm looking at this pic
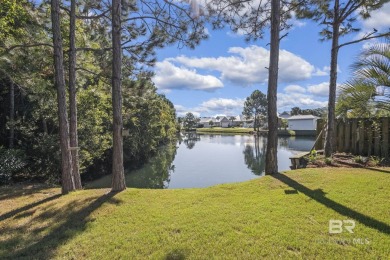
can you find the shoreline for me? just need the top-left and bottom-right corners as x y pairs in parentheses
(195, 128), (316, 136)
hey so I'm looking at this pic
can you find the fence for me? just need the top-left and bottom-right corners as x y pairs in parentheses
(315, 118), (390, 159)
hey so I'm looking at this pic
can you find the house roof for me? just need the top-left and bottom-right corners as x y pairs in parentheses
(199, 117), (213, 123)
(288, 115), (319, 120)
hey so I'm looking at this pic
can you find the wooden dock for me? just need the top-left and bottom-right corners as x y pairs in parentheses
(289, 150), (323, 170)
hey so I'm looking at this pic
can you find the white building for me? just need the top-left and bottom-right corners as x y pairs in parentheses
(287, 115), (319, 131)
(278, 111), (291, 119)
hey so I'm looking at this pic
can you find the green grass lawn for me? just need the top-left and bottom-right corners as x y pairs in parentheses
(1, 168), (389, 259)
(196, 127), (255, 134)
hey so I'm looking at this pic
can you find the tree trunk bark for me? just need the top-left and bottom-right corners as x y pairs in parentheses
(111, 0), (126, 192)
(265, 0), (280, 175)
(51, 0), (75, 194)
(325, 1), (340, 157)
(69, 0), (82, 189)
(42, 117), (48, 136)
(9, 80), (14, 149)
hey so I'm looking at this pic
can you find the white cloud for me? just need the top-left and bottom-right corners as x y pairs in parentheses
(284, 85), (306, 93)
(277, 92), (328, 110)
(200, 98), (245, 112)
(307, 82), (330, 97)
(355, 3), (390, 43)
(175, 98), (245, 117)
(313, 66), (330, 76)
(361, 3), (390, 31)
(153, 60), (223, 91)
(174, 105), (201, 117)
(168, 46), (317, 86)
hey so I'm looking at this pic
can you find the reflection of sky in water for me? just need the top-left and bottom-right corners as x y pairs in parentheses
(88, 134), (315, 189)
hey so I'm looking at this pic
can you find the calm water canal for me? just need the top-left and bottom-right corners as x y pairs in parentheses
(88, 134), (315, 189)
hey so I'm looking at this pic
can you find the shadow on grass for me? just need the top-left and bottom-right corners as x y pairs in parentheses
(272, 173), (390, 235)
(165, 248), (188, 260)
(365, 167), (390, 174)
(0, 194), (62, 222)
(4, 191), (121, 259)
(0, 184), (56, 201)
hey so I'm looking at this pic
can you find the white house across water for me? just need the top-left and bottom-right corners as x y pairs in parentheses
(287, 115), (319, 131)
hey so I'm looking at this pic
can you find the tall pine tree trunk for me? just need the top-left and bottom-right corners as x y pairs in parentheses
(111, 0), (126, 191)
(9, 80), (14, 149)
(51, 0), (75, 194)
(69, 0), (82, 189)
(265, 0), (280, 175)
(325, 2), (340, 157)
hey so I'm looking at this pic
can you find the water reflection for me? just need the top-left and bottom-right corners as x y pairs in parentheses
(88, 143), (177, 189)
(243, 137), (266, 176)
(182, 132), (201, 150)
(88, 134), (315, 189)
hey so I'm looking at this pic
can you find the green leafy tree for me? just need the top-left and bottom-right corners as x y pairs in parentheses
(281, 119), (288, 130)
(295, 0), (390, 157)
(291, 107), (302, 116)
(0, 0), (30, 44)
(183, 113), (197, 131)
(243, 90), (268, 132)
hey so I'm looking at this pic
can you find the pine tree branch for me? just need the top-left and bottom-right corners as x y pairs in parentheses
(77, 9), (110, 20)
(121, 16), (183, 30)
(1, 43), (53, 53)
(75, 67), (110, 85)
(338, 30), (390, 49)
(76, 47), (112, 52)
(60, 5), (110, 19)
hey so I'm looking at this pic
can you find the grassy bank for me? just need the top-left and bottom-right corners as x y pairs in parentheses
(196, 127), (254, 134)
(1, 168), (389, 259)
(196, 127), (301, 136)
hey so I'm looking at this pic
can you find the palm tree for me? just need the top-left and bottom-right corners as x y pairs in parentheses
(229, 116), (236, 127)
(337, 39), (390, 118)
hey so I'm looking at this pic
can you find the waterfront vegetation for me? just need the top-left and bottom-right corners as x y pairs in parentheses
(197, 127), (255, 134)
(1, 168), (389, 259)
(196, 127), (298, 136)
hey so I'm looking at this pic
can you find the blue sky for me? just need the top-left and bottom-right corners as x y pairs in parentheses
(152, 2), (390, 117)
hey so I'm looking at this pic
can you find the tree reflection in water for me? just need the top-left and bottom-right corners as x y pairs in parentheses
(87, 143), (178, 189)
(243, 136), (267, 176)
(182, 132), (201, 150)
(125, 143), (177, 188)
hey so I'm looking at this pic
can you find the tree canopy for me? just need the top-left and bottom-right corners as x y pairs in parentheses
(243, 90), (268, 131)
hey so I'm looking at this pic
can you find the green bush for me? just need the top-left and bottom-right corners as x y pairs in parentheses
(354, 156), (365, 164)
(308, 150), (317, 163)
(0, 147), (27, 185)
(324, 157), (332, 165)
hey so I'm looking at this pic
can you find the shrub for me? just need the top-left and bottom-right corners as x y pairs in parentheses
(324, 157), (332, 165)
(368, 156), (382, 166)
(354, 156), (365, 164)
(0, 147), (27, 185)
(308, 150), (317, 163)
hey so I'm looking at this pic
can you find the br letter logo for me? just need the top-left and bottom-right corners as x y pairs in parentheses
(329, 220), (355, 234)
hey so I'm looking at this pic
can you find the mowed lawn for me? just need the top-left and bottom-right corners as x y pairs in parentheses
(0, 168), (389, 259)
